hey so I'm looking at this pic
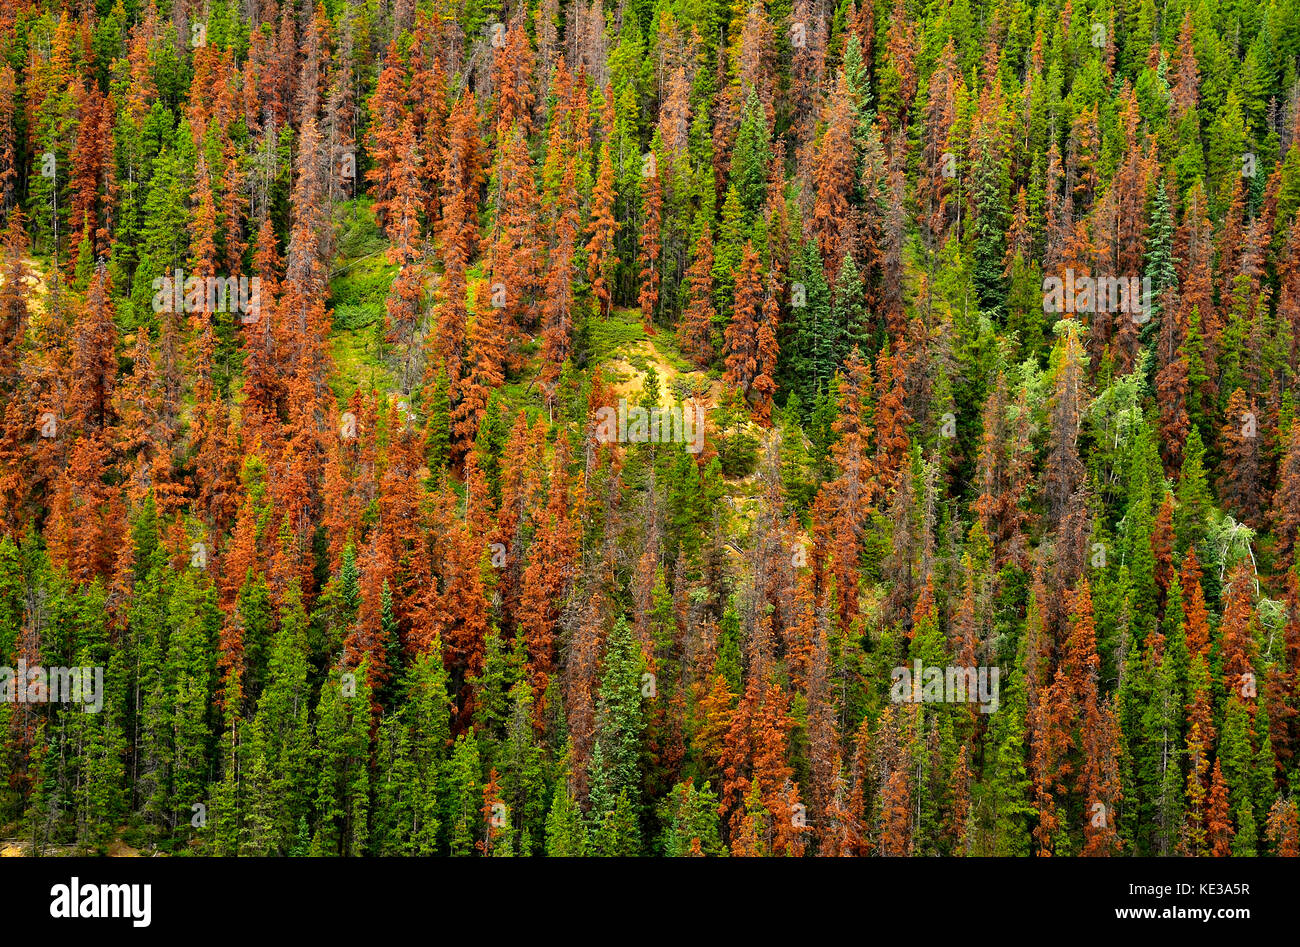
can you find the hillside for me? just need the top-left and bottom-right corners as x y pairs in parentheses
(0, 0), (1298, 862)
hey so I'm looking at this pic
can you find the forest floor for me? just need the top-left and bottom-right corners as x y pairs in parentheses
(604, 338), (718, 410)
(0, 256), (48, 317)
(0, 835), (144, 856)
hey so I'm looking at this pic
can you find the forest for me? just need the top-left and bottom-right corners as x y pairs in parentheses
(0, 0), (1298, 859)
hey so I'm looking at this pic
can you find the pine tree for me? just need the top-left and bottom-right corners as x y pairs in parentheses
(587, 139), (618, 319)
(723, 243), (763, 401)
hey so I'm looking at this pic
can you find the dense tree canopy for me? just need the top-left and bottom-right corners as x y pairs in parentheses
(0, 0), (1299, 858)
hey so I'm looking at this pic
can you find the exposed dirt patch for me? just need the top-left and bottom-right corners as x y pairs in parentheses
(604, 339), (719, 411)
(108, 837), (141, 857)
(0, 256), (48, 318)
